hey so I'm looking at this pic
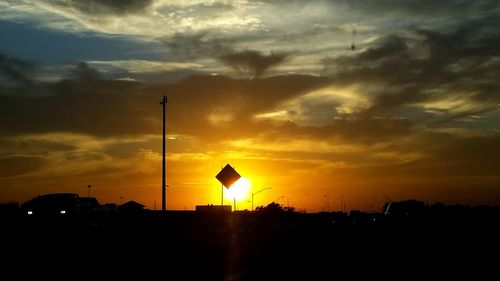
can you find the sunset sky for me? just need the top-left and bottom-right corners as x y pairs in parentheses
(1, 0), (500, 211)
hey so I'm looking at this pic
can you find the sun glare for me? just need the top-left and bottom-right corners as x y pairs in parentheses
(227, 177), (251, 201)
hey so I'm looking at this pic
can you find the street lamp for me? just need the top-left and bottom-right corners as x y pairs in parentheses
(252, 187), (271, 211)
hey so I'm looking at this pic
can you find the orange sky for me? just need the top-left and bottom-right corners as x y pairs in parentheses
(1, 1), (500, 211)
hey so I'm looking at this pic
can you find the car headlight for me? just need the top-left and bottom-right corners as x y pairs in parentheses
(60, 210), (66, 214)
(27, 210), (33, 215)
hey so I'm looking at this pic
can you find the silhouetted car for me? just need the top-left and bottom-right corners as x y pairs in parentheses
(383, 200), (427, 224)
(21, 193), (82, 217)
(384, 200), (426, 217)
(347, 210), (372, 224)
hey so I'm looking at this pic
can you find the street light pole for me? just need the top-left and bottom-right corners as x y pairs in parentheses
(252, 187), (271, 211)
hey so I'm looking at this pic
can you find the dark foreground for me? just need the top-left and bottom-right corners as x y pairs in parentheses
(2, 211), (499, 279)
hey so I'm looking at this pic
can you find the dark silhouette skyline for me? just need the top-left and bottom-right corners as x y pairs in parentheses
(2, 196), (500, 279)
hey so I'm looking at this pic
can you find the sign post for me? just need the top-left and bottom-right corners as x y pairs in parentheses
(215, 164), (241, 211)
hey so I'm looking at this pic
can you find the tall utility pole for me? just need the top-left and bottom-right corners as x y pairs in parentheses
(160, 96), (167, 211)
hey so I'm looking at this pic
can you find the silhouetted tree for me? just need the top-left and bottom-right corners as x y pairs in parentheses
(255, 202), (287, 214)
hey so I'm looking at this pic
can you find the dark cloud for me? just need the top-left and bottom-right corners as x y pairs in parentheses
(425, 133), (500, 176)
(0, 134), (81, 185)
(158, 74), (331, 141)
(0, 62), (149, 137)
(0, 52), (493, 152)
(260, 116), (413, 144)
(104, 141), (151, 159)
(161, 31), (277, 61)
(356, 36), (408, 62)
(368, 132), (500, 180)
(47, 0), (154, 15)
(0, 139), (75, 156)
(0, 52), (37, 94)
(218, 50), (288, 78)
(2, 19), (500, 162)
(0, 61), (330, 140)
(325, 21), (500, 122)
(0, 156), (45, 178)
(162, 32), (231, 59)
(335, 0), (498, 16)
(72, 62), (101, 80)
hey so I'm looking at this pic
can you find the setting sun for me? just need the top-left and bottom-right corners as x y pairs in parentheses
(226, 177), (251, 202)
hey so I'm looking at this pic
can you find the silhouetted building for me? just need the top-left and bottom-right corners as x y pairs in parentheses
(118, 200), (145, 214)
(195, 204), (231, 213)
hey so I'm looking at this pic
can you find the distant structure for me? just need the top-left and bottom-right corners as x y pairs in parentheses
(119, 200), (145, 214)
(196, 204), (231, 213)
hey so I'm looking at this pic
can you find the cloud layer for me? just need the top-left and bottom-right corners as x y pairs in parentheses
(1, 1), (500, 208)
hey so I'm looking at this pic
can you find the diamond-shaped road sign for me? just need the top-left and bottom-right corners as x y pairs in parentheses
(216, 164), (241, 189)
